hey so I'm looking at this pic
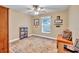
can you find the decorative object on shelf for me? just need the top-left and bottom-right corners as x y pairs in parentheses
(34, 19), (39, 27)
(19, 27), (28, 39)
(54, 16), (63, 27)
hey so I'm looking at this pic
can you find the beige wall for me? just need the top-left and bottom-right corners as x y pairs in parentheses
(9, 9), (32, 41)
(32, 10), (69, 38)
(9, 5), (79, 44)
(69, 5), (79, 44)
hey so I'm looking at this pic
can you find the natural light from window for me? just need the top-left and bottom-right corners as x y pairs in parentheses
(41, 16), (51, 33)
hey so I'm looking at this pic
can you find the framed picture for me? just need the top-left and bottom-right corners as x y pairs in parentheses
(54, 19), (63, 25)
(34, 19), (39, 26)
(54, 16), (63, 27)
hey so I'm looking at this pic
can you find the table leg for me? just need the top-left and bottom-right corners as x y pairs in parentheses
(57, 42), (64, 53)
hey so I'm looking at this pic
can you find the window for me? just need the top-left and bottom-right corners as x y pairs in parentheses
(41, 16), (51, 33)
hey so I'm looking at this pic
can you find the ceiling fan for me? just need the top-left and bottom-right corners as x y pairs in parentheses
(26, 5), (47, 15)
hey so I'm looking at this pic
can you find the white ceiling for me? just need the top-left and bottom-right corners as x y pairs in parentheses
(5, 5), (69, 16)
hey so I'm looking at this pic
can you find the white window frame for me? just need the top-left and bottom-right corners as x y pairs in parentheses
(41, 16), (51, 33)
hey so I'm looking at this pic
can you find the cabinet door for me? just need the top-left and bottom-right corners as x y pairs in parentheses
(0, 6), (9, 53)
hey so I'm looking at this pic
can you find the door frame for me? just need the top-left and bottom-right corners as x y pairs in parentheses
(0, 6), (9, 53)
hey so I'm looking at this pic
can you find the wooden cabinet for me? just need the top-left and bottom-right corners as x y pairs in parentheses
(0, 6), (9, 53)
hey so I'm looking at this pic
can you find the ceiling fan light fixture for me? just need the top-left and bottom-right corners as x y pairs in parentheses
(27, 5), (46, 15)
(34, 11), (39, 15)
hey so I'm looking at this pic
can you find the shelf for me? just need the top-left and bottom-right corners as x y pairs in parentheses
(19, 27), (28, 39)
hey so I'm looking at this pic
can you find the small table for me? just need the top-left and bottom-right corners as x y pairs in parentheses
(57, 35), (73, 53)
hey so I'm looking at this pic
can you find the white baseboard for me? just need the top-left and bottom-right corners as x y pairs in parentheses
(9, 35), (32, 43)
(32, 34), (57, 40)
(28, 34), (33, 37)
(9, 34), (56, 43)
(9, 38), (19, 43)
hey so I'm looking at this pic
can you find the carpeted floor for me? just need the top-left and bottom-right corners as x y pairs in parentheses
(10, 36), (57, 53)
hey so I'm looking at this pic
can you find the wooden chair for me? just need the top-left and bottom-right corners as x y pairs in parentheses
(57, 29), (73, 53)
(57, 34), (73, 53)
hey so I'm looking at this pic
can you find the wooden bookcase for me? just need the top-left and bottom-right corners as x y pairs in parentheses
(19, 27), (28, 39)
